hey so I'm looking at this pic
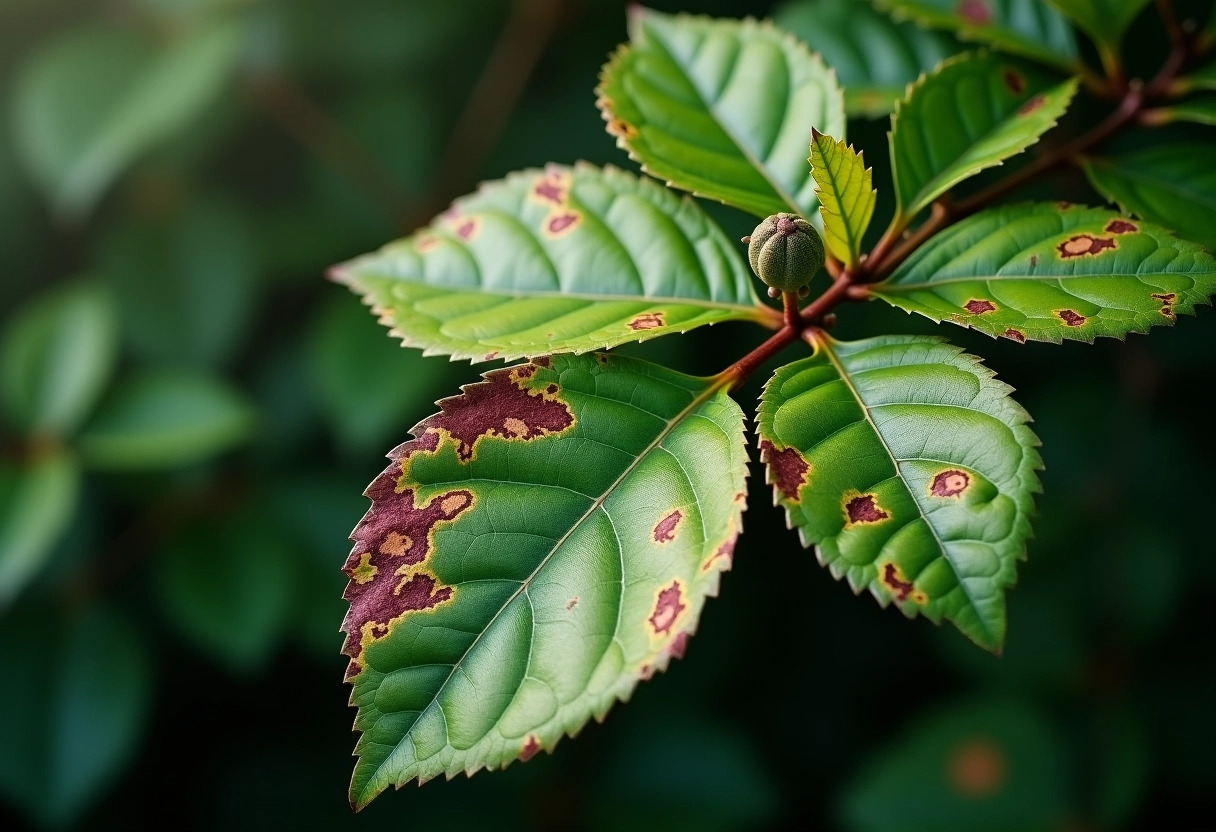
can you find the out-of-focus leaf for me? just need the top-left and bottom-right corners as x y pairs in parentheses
(98, 196), (258, 369)
(1174, 59), (1216, 93)
(876, 0), (1078, 70)
(874, 202), (1216, 343)
(839, 699), (1070, 832)
(0, 606), (152, 828)
(154, 514), (295, 672)
(1044, 0), (1152, 57)
(308, 296), (449, 457)
(0, 281), (117, 437)
(757, 334), (1042, 652)
(0, 448), (79, 607)
(889, 52), (1078, 221)
(597, 6), (846, 219)
(810, 129), (876, 269)
(10, 19), (243, 218)
(775, 0), (960, 118)
(343, 353), (748, 808)
(1081, 144), (1216, 250)
(332, 164), (774, 363)
(1145, 96), (1216, 127)
(77, 370), (255, 470)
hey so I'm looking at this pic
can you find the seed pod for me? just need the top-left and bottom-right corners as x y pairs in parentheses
(745, 213), (825, 293)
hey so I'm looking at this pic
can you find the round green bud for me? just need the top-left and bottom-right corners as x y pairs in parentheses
(745, 213), (825, 293)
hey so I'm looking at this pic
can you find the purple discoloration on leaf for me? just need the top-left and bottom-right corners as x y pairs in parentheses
(546, 212), (581, 236)
(760, 439), (809, 501)
(652, 510), (683, 543)
(1056, 309), (1086, 326)
(649, 581), (685, 635)
(1002, 68), (1025, 94)
(1105, 219), (1137, 234)
(931, 469), (971, 497)
(880, 562), (925, 603)
(1003, 328), (1027, 343)
(627, 312), (665, 331)
(958, 0), (993, 24)
(964, 299), (997, 314)
(520, 736), (541, 762)
(846, 494), (889, 524)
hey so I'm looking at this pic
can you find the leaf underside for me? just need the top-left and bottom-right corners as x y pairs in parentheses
(341, 353), (748, 808)
(874, 202), (1216, 343)
(331, 163), (772, 363)
(597, 6), (845, 220)
(757, 334), (1042, 651)
(889, 51), (1079, 220)
(810, 130), (876, 269)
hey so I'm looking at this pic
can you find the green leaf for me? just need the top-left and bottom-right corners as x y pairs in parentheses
(810, 128), (877, 269)
(876, 0), (1078, 70)
(77, 370), (255, 470)
(341, 352), (747, 807)
(757, 334), (1041, 651)
(1044, 0), (1152, 57)
(873, 202), (1216, 343)
(0, 606), (152, 828)
(0, 448), (79, 607)
(1175, 60), (1216, 94)
(596, 7), (845, 219)
(154, 514), (295, 672)
(331, 163), (775, 363)
(1144, 97), (1216, 127)
(890, 52), (1079, 221)
(10, 19), (243, 218)
(1081, 144), (1216, 250)
(776, 0), (960, 118)
(0, 281), (117, 437)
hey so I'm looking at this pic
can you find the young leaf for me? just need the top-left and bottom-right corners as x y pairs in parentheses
(341, 353), (747, 807)
(890, 52), (1079, 221)
(1143, 97), (1216, 127)
(596, 7), (845, 219)
(1081, 145), (1216, 250)
(757, 333), (1041, 651)
(0, 281), (117, 437)
(0, 448), (79, 607)
(872, 202), (1216, 343)
(1044, 0), (1152, 57)
(876, 0), (1078, 70)
(810, 129), (877, 269)
(331, 164), (775, 363)
(775, 0), (960, 118)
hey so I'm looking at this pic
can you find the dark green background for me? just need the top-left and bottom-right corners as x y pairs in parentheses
(1, 0), (1214, 829)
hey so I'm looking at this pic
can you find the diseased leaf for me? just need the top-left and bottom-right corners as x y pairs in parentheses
(331, 164), (775, 363)
(596, 6), (845, 219)
(810, 129), (877, 269)
(341, 352), (747, 808)
(873, 202), (1216, 343)
(876, 0), (1078, 70)
(1145, 97), (1216, 127)
(757, 333), (1041, 651)
(1044, 0), (1152, 57)
(890, 52), (1079, 220)
(0, 281), (117, 437)
(0, 448), (79, 607)
(1081, 145), (1216, 250)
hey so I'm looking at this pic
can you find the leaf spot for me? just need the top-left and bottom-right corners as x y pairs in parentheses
(649, 580), (686, 635)
(1057, 234), (1115, 258)
(1056, 309), (1086, 327)
(760, 439), (809, 501)
(958, 0), (992, 24)
(627, 312), (665, 331)
(1151, 292), (1177, 319)
(1105, 219), (1137, 234)
(453, 216), (481, 241)
(964, 299), (997, 314)
(545, 211), (581, 237)
(1001, 68), (1025, 94)
(930, 469), (971, 497)
(566, 596), (578, 611)
(652, 509), (683, 544)
(880, 562), (926, 603)
(1017, 94), (1045, 115)
(948, 740), (1007, 797)
(521, 735), (541, 762)
(414, 235), (440, 254)
(606, 117), (639, 139)
(1003, 328), (1027, 343)
(845, 494), (889, 524)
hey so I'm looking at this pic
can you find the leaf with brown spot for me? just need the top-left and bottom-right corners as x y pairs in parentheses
(343, 353), (748, 808)
(758, 334), (1042, 651)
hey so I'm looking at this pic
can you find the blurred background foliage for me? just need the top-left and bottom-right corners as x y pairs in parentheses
(1, 0), (1214, 829)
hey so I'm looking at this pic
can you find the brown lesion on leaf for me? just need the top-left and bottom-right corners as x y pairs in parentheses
(596, 354), (610, 365)
(930, 469), (971, 498)
(1017, 94), (1045, 115)
(649, 580), (686, 635)
(1029, 255), (1037, 267)
(1001, 68), (1026, 94)
(652, 509), (683, 544)
(566, 596), (578, 611)
(483, 351), (499, 361)
(958, 0), (992, 24)
(1151, 292), (1177, 319)
(520, 735), (542, 762)
(1106, 219), (1138, 234)
(627, 312), (665, 331)
(1003, 328), (1027, 343)
(606, 117), (639, 139)
(760, 439), (810, 502)
(948, 739), (1007, 797)
(1057, 234), (1116, 258)
(879, 561), (927, 604)
(844, 493), (890, 525)
(544, 211), (581, 237)
(1056, 309), (1086, 327)
(964, 299), (997, 314)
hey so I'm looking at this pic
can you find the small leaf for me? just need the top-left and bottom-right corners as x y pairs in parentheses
(810, 129), (877, 269)
(890, 52), (1079, 220)
(331, 163), (775, 363)
(341, 353), (747, 807)
(775, 0), (960, 118)
(873, 202), (1216, 343)
(757, 333), (1042, 651)
(0, 606), (152, 828)
(1081, 144), (1216, 250)
(77, 370), (255, 470)
(0, 448), (79, 607)
(876, 0), (1078, 70)
(1174, 60), (1216, 94)
(1044, 0), (1152, 57)
(10, 19), (243, 218)
(596, 6), (845, 219)
(0, 281), (117, 437)
(1144, 97), (1216, 127)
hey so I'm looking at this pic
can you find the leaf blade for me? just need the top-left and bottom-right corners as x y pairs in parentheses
(1044, 0), (1152, 57)
(810, 129), (877, 269)
(596, 7), (845, 219)
(0, 448), (80, 607)
(757, 333), (1042, 651)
